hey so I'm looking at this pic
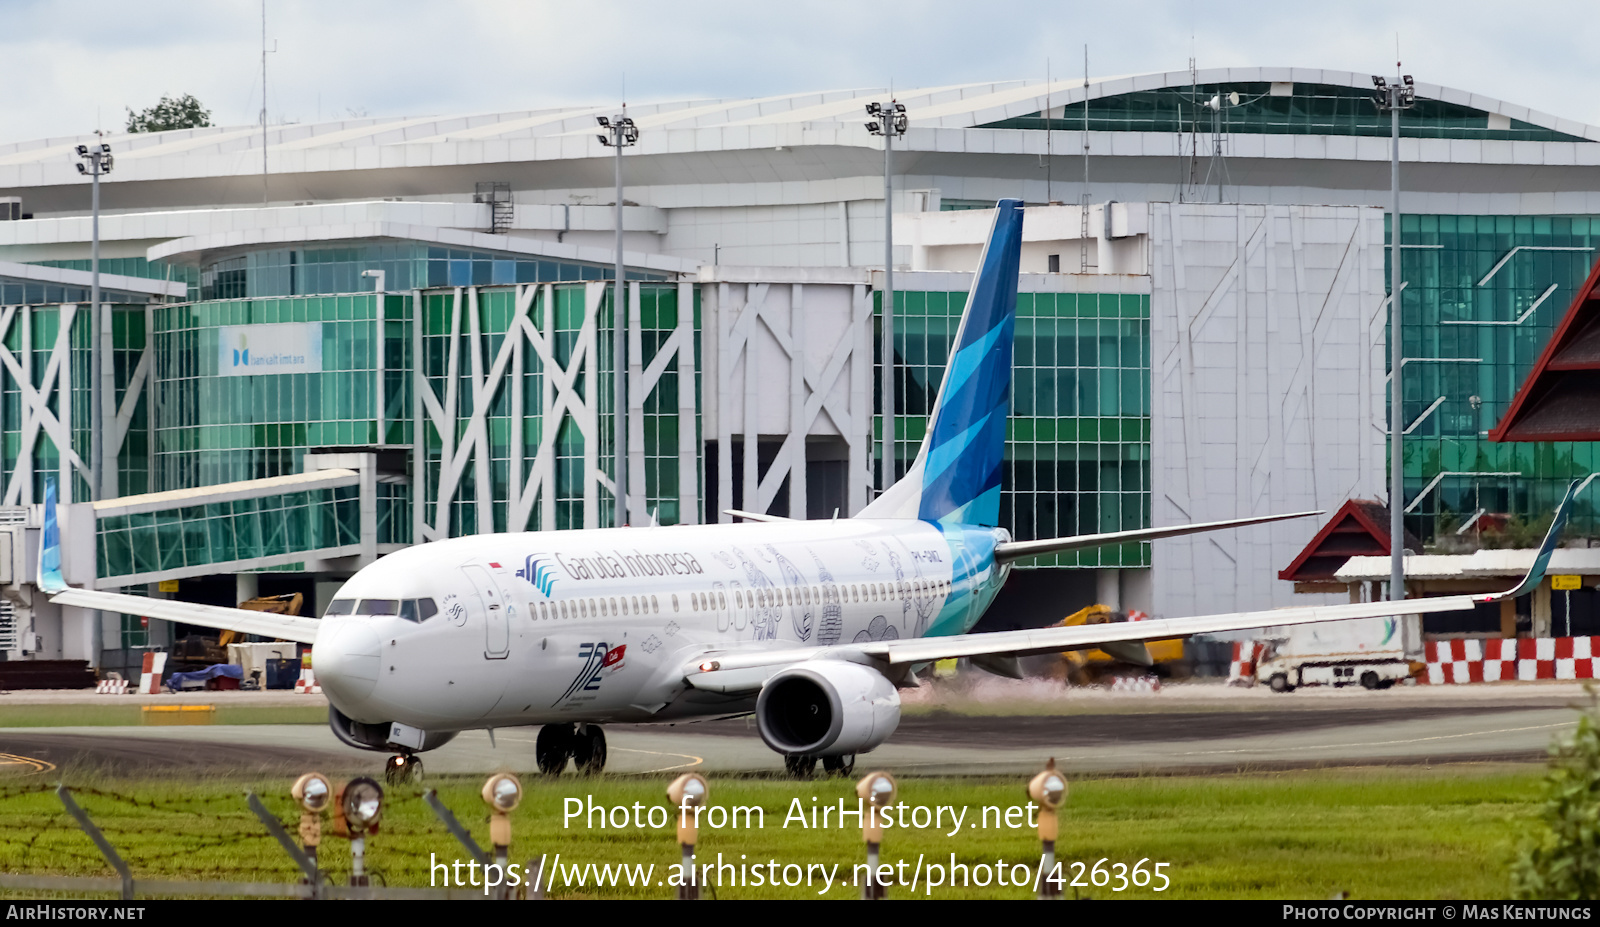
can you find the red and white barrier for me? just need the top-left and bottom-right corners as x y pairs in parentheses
(294, 649), (320, 694)
(1424, 636), (1598, 684)
(1227, 641), (1264, 685)
(136, 652), (167, 694)
(1109, 675), (1161, 693)
(96, 678), (129, 695)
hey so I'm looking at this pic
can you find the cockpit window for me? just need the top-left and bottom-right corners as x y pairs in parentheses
(324, 599), (356, 617)
(416, 598), (438, 621)
(397, 599), (417, 623)
(356, 599), (400, 616)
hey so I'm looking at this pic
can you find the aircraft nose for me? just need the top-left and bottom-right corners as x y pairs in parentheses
(315, 620), (382, 704)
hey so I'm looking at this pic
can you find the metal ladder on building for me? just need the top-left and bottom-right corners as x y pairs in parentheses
(474, 181), (513, 234)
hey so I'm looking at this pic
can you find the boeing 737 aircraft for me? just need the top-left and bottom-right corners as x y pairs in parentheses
(42, 199), (1578, 781)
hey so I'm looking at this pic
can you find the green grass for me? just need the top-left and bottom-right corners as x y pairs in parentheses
(0, 704), (328, 728)
(0, 764), (1547, 899)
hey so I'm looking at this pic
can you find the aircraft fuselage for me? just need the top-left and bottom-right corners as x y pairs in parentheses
(315, 518), (1010, 734)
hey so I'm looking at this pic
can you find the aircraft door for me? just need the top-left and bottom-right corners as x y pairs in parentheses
(462, 564), (511, 659)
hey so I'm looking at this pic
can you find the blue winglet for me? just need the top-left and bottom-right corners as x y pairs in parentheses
(38, 475), (65, 593)
(1496, 479), (1580, 601)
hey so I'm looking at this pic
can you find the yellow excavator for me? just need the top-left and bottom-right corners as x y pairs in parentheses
(1056, 604), (1185, 686)
(938, 603), (1187, 683)
(218, 593), (304, 647)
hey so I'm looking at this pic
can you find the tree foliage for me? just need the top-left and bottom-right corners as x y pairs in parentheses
(1512, 689), (1600, 899)
(126, 94), (212, 133)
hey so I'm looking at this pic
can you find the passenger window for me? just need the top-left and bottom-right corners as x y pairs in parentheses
(651, 595), (659, 613)
(718, 592), (727, 609)
(672, 594), (679, 612)
(324, 599), (356, 617)
(356, 599), (400, 616)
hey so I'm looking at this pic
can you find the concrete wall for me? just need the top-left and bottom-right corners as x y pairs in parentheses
(1149, 203), (1386, 617)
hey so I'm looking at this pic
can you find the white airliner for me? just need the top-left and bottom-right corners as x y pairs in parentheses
(42, 199), (1577, 781)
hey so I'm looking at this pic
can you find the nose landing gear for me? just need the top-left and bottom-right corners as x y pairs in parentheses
(536, 723), (608, 775)
(385, 753), (424, 785)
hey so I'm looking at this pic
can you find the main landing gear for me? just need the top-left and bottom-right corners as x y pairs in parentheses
(536, 723), (608, 775)
(784, 753), (856, 779)
(385, 753), (424, 785)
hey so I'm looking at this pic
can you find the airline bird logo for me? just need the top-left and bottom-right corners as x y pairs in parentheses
(517, 554), (559, 597)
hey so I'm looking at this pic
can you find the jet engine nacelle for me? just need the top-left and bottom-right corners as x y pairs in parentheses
(328, 706), (458, 753)
(755, 660), (900, 757)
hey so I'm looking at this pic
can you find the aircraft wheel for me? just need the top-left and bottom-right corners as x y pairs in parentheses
(1360, 671), (1380, 690)
(822, 754), (856, 777)
(385, 753), (423, 785)
(536, 723), (575, 775)
(573, 724), (608, 775)
(784, 754), (818, 779)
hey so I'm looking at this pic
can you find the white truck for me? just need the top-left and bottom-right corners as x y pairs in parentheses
(1255, 616), (1414, 693)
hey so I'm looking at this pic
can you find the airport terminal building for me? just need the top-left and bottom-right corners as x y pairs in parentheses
(3, 66), (1599, 671)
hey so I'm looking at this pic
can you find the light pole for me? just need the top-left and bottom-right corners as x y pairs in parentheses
(1373, 72), (1416, 611)
(598, 113), (639, 527)
(865, 101), (907, 493)
(75, 142), (113, 502)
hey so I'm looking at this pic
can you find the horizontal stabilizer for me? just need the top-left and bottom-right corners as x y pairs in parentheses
(994, 510), (1321, 563)
(50, 588), (321, 644)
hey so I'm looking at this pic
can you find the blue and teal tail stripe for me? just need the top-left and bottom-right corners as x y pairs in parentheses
(916, 198), (1023, 527)
(39, 475), (64, 593)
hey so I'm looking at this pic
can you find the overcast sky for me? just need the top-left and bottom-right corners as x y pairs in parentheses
(4, 0), (1598, 143)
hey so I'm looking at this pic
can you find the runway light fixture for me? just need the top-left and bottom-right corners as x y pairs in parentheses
(667, 772), (708, 900)
(481, 772), (522, 897)
(291, 772), (331, 874)
(855, 770), (898, 900)
(1027, 758), (1068, 899)
(335, 776), (384, 887)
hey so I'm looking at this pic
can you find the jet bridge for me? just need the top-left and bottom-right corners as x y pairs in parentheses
(2, 452), (407, 667)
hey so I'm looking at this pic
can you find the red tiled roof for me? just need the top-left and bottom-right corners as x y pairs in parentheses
(1278, 499), (1420, 582)
(1490, 253), (1600, 442)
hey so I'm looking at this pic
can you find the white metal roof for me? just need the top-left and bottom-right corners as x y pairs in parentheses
(1336, 548), (1600, 582)
(2, 68), (1593, 192)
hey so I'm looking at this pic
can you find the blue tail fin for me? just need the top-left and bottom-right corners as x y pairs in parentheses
(859, 199), (1023, 525)
(38, 475), (64, 593)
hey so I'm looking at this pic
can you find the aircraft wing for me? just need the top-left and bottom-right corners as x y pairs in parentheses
(993, 510), (1320, 562)
(685, 480), (1578, 690)
(49, 587), (322, 644)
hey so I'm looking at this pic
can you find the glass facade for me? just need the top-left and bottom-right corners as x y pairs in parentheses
(0, 304), (149, 503)
(96, 484), (363, 581)
(1392, 215), (1600, 542)
(984, 82), (1587, 142)
(877, 289), (1152, 568)
(198, 242), (668, 302)
(418, 282), (697, 537)
(151, 293), (410, 489)
(27, 257), (200, 302)
(1, 275), (161, 307)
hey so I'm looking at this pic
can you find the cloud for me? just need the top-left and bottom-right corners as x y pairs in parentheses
(2, 0), (1596, 142)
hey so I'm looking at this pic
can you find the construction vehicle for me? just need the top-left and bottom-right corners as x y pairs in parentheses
(1057, 604), (1186, 686)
